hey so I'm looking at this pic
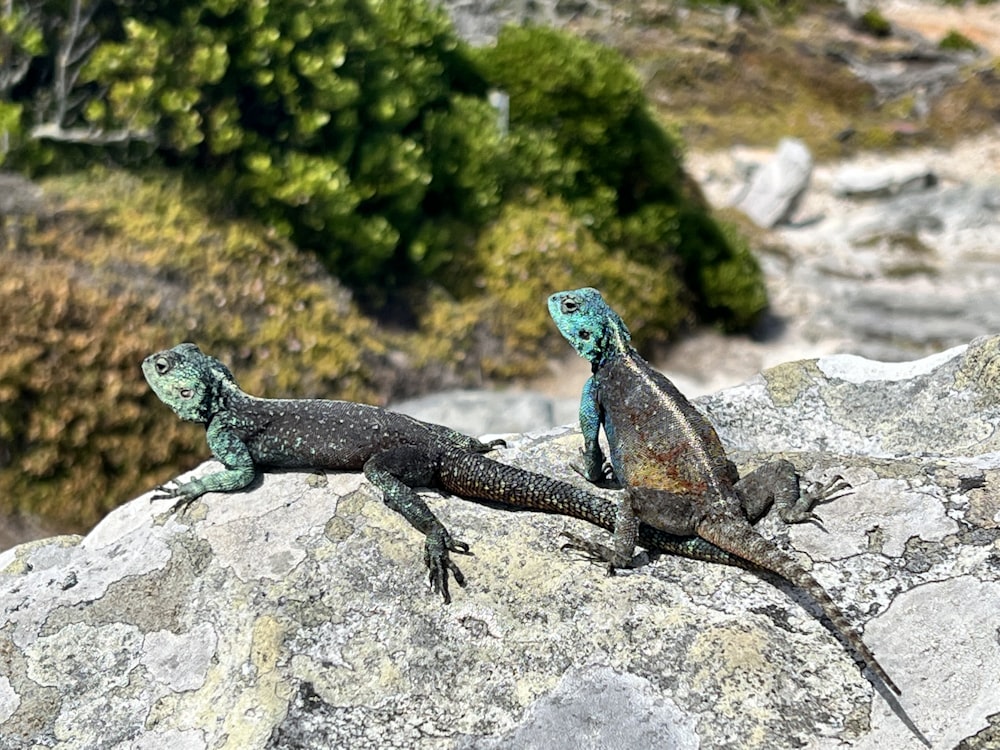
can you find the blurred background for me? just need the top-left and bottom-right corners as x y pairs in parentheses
(1, 0), (997, 546)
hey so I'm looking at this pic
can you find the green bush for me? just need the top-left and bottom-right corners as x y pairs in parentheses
(475, 26), (767, 331)
(858, 9), (892, 38)
(8, 1), (764, 331)
(0, 170), (385, 529)
(79, 0), (496, 295)
(939, 30), (978, 52)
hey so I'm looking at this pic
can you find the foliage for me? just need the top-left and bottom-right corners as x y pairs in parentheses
(474, 26), (766, 330)
(0, 169), (384, 529)
(858, 9), (892, 38)
(938, 30), (978, 52)
(416, 197), (687, 381)
(77, 0), (497, 295)
(0, 261), (189, 527)
(4, 0), (765, 331)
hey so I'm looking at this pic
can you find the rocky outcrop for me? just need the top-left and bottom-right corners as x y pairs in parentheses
(3, 338), (1000, 749)
(437, 0), (611, 45)
(689, 133), (1000, 365)
(392, 389), (577, 436)
(732, 137), (813, 228)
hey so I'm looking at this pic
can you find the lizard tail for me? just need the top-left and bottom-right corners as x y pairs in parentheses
(438, 450), (756, 569)
(437, 449), (620, 528)
(698, 517), (901, 696)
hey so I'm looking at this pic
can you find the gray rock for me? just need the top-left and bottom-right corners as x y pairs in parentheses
(391, 389), (577, 437)
(774, 173), (1000, 363)
(840, 183), (1000, 245)
(733, 138), (813, 227)
(4, 339), (1000, 749)
(844, 49), (978, 102)
(832, 162), (937, 198)
(0, 172), (43, 216)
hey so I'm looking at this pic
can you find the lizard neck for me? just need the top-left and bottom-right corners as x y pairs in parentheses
(205, 373), (254, 421)
(592, 320), (632, 371)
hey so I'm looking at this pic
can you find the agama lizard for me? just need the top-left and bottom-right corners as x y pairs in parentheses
(143, 343), (758, 604)
(547, 287), (900, 695)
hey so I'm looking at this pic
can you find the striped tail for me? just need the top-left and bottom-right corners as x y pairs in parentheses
(698, 516), (901, 695)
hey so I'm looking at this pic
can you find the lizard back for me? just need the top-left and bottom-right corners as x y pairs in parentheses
(219, 397), (482, 470)
(597, 351), (737, 499)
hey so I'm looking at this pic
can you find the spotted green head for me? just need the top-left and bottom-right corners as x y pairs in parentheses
(547, 287), (631, 366)
(142, 343), (237, 423)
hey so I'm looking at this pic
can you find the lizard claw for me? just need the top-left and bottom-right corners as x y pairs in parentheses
(424, 530), (471, 604)
(780, 475), (851, 525)
(150, 483), (199, 514)
(806, 474), (852, 505)
(559, 531), (622, 574)
(150, 483), (177, 504)
(570, 462), (621, 489)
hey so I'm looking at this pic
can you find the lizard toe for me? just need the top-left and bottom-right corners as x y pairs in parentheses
(424, 532), (467, 604)
(559, 531), (629, 568)
(169, 496), (197, 514)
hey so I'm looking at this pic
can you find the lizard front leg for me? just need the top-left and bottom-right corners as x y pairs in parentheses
(153, 424), (257, 513)
(574, 377), (618, 486)
(364, 445), (470, 604)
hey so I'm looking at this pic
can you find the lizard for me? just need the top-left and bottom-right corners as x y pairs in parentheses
(547, 287), (900, 696)
(143, 342), (771, 604)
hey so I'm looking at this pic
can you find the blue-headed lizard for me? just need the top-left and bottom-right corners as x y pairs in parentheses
(548, 287), (900, 696)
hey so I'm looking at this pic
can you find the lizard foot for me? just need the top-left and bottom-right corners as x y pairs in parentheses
(570, 460), (621, 489)
(424, 530), (472, 605)
(150, 484), (199, 515)
(559, 531), (630, 575)
(780, 475), (852, 526)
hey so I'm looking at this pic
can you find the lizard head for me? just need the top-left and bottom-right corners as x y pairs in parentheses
(142, 343), (237, 423)
(547, 287), (631, 365)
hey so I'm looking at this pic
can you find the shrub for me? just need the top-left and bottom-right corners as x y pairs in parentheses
(0, 169), (384, 529)
(416, 197), (687, 381)
(474, 26), (767, 331)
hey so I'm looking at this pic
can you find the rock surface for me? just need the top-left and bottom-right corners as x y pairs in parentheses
(392, 389), (578, 437)
(687, 130), (1000, 367)
(732, 137), (813, 228)
(4, 338), (1000, 749)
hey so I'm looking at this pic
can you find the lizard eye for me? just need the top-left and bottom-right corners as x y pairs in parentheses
(154, 356), (171, 375)
(561, 299), (579, 314)
(179, 388), (194, 399)
(578, 330), (590, 341)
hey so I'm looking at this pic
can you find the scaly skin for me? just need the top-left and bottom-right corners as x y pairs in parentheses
(143, 343), (758, 604)
(547, 287), (900, 696)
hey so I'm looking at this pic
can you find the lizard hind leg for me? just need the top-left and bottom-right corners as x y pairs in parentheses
(560, 491), (641, 573)
(363, 446), (471, 604)
(736, 460), (850, 527)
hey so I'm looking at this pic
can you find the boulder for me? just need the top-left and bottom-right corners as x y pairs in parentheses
(391, 389), (577, 436)
(831, 162), (937, 198)
(733, 138), (813, 228)
(4, 338), (1000, 749)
